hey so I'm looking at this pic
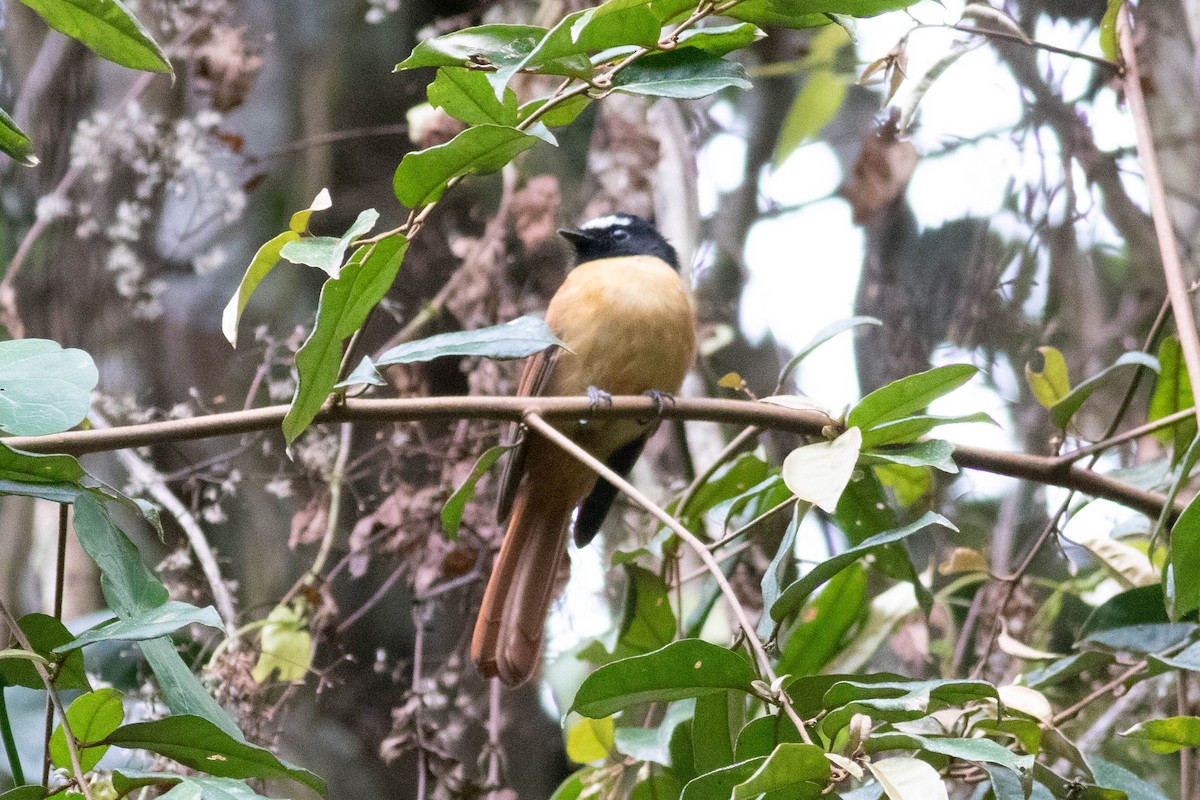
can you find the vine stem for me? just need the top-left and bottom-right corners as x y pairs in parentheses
(0, 685), (23, 785)
(522, 412), (813, 743)
(0, 597), (94, 800)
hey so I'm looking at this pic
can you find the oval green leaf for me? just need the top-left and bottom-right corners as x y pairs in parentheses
(20, 0), (171, 73)
(847, 364), (978, 432)
(570, 639), (757, 718)
(50, 688), (125, 772)
(0, 339), (98, 435)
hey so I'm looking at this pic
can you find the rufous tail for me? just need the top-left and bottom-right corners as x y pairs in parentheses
(471, 480), (572, 686)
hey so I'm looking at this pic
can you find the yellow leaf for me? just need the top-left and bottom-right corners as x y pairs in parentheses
(937, 547), (989, 575)
(565, 715), (613, 764)
(718, 372), (745, 390)
(1025, 346), (1070, 408)
(251, 602), (313, 683)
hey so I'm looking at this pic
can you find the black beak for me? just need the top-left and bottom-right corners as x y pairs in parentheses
(558, 227), (595, 246)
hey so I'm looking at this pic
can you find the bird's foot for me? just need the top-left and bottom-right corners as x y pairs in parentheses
(638, 389), (675, 424)
(587, 386), (613, 412)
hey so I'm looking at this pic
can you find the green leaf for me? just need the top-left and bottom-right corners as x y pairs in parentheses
(777, 561), (867, 676)
(428, 67), (519, 126)
(1091, 757), (1170, 800)
(1082, 623), (1195, 656)
(1120, 716), (1200, 753)
(612, 49), (752, 99)
(1025, 345), (1071, 408)
(733, 715), (804, 761)
(1080, 584), (1168, 637)
(547, 769), (590, 800)
(55, 601), (224, 652)
(0, 105), (37, 166)
(1034, 763), (1126, 800)
(571, 640), (757, 718)
(612, 699), (693, 765)
(861, 439), (958, 474)
(773, 69), (847, 166)
(731, 743), (829, 799)
(723, 1), (832, 29)
(875, 463), (933, 507)
(1149, 638), (1200, 673)
(395, 24), (550, 71)
(675, 23), (765, 56)
(72, 493), (243, 738)
(0, 339), (98, 435)
(612, 565), (677, 658)
(0, 788), (47, 800)
(1168, 489), (1200, 619)
(20, 0), (171, 73)
(220, 231), (299, 348)
(777, 315), (880, 389)
(679, 452), (772, 528)
(978, 763), (1028, 800)
(0, 613), (89, 690)
(221, 189), (332, 348)
(859, 412), (994, 448)
(73, 492), (169, 615)
(1100, 0), (1123, 63)
(490, 0), (660, 93)
(283, 234), (409, 444)
(137, 637), (242, 739)
(394, 124), (540, 208)
(441, 444), (509, 539)
(848, 364), (977, 431)
(105, 715), (326, 795)
(332, 356), (386, 389)
(50, 688), (124, 772)
(376, 315), (565, 366)
(1049, 351), (1158, 428)
(1149, 336), (1196, 462)
(770, 511), (954, 625)
(279, 208), (379, 278)
(114, 771), (278, 800)
(631, 772), (686, 800)
(866, 733), (1033, 776)
(692, 691), (738, 773)
(820, 678), (997, 735)
(681, 758), (767, 800)
(757, 503), (804, 639)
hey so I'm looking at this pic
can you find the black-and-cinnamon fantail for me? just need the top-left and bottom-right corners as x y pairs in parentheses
(471, 214), (697, 686)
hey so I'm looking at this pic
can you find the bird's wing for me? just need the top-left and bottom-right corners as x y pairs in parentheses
(496, 346), (560, 523)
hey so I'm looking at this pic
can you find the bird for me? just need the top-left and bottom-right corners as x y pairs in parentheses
(471, 213), (697, 686)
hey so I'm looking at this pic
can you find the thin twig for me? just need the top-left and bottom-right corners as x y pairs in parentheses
(0, 597), (94, 800)
(946, 23), (1118, 72)
(1120, 7), (1200, 430)
(1056, 405), (1196, 464)
(522, 411), (814, 743)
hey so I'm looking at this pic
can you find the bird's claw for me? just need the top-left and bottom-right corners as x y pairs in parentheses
(587, 386), (613, 411)
(638, 389), (675, 424)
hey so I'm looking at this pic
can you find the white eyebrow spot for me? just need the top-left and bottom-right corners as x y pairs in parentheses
(580, 214), (636, 231)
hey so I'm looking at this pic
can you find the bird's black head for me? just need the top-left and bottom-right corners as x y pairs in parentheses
(558, 214), (679, 270)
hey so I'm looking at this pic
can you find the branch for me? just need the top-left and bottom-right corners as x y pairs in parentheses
(6, 395), (1177, 517)
(523, 411), (814, 743)
(1119, 7), (1200, 430)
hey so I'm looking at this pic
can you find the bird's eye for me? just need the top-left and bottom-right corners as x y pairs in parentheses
(612, 229), (630, 241)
